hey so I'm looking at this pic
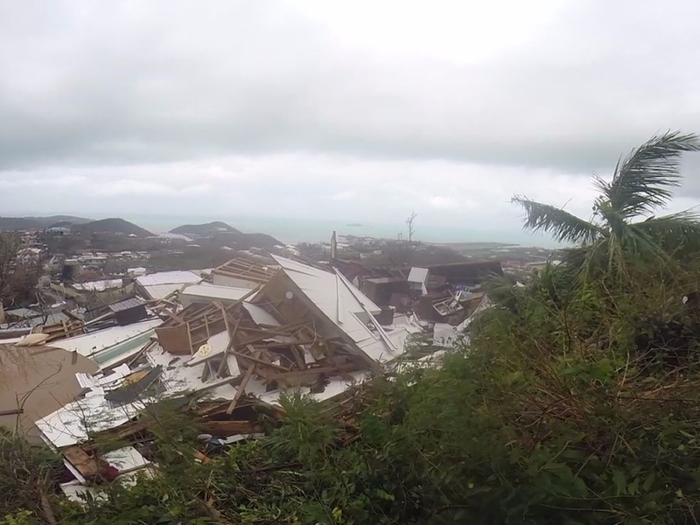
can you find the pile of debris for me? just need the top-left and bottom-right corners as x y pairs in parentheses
(2, 252), (477, 503)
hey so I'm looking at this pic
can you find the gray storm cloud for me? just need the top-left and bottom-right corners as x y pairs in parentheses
(0, 0), (699, 226)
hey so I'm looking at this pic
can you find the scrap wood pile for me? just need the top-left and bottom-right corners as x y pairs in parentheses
(210, 257), (277, 286)
(155, 296), (370, 412)
(53, 395), (282, 490)
(34, 315), (86, 342)
(82, 395), (282, 450)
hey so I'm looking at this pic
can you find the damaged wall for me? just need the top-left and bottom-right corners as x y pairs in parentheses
(0, 345), (98, 442)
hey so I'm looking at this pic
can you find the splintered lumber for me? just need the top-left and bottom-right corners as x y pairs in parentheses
(199, 420), (263, 437)
(194, 449), (211, 464)
(212, 257), (276, 284)
(226, 356), (259, 414)
(156, 324), (191, 355)
(216, 303), (242, 378)
(38, 318), (86, 342)
(268, 363), (359, 383)
(64, 446), (100, 478)
(231, 350), (288, 372)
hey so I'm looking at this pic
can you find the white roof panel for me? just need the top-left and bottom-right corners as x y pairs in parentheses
(51, 319), (162, 357)
(72, 279), (124, 292)
(271, 256), (395, 362)
(242, 303), (280, 327)
(180, 283), (251, 302)
(407, 267), (429, 284)
(136, 271), (200, 287)
(141, 283), (187, 300)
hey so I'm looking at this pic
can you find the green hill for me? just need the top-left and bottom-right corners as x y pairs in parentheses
(73, 218), (153, 237)
(170, 221), (242, 236)
(0, 215), (91, 231)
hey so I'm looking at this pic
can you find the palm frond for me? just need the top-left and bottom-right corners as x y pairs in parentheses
(595, 131), (700, 218)
(631, 210), (700, 255)
(561, 237), (609, 282)
(512, 196), (602, 244)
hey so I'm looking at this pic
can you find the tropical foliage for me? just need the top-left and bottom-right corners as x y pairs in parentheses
(513, 131), (700, 277)
(5, 133), (700, 524)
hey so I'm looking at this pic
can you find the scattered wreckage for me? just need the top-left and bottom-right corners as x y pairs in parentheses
(0, 252), (494, 502)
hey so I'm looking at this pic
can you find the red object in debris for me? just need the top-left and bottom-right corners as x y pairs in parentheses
(103, 465), (120, 481)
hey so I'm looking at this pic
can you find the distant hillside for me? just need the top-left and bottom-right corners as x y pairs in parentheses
(0, 218), (44, 231)
(0, 215), (91, 231)
(211, 231), (283, 250)
(41, 215), (91, 225)
(170, 221), (241, 236)
(73, 218), (153, 237)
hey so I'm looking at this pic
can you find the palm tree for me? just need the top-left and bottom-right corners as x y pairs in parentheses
(512, 131), (700, 277)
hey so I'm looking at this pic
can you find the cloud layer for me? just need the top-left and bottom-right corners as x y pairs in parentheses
(1, 0), (700, 239)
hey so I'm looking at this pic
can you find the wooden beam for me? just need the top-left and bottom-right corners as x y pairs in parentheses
(268, 362), (358, 382)
(216, 309), (241, 378)
(199, 420), (263, 436)
(64, 446), (100, 479)
(226, 354), (259, 414)
(231, 350), (288, 372)
(291, 345), (307, 370)
(186, 321), (194, 354)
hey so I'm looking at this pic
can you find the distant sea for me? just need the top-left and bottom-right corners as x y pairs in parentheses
(121, 214), (558, 248)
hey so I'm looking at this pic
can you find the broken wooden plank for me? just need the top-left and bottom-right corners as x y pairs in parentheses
(268, 362), (358, 382)
(226, 354), (259, 415)
(64, 446), (100, 479)
(199, 420), (263, 436)
(230, 350), (288, 372)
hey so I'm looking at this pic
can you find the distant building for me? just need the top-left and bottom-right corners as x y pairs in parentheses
(46, 226), (71, 234)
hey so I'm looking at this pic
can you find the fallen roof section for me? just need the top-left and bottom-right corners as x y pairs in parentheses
(211, 257), (277, 288)
(269, 255), (400, 363)
(179, 283), (254, 306)
(136, 271), (202, 287)
(72, 279), (125, 292)
(51, 318), (162, 360)
(135, 271), (202, 300)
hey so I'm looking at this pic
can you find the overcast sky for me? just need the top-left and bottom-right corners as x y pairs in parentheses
(1, 0), (700, 241)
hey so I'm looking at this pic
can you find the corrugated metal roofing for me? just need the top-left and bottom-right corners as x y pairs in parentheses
(109, 297), (145, 312)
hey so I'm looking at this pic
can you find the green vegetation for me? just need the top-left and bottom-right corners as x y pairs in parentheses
(513, 131), (700, 278)
(72, 218), (153, 237)
(169, 222), (241, 236)
(4, 132), (700, 523)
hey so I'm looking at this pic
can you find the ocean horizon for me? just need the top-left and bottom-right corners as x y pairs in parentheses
(8, 211), (558, 248)
(123, 214), (559, 248)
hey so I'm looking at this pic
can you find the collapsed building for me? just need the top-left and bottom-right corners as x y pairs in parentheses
(0, 251), (494, 501)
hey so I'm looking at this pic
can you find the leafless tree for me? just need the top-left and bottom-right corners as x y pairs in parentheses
(0, 232), (21, 302)
(406, 211), (418, 242)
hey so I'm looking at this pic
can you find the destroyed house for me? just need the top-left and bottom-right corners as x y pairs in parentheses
(136, 270), (202, 300)
(424, 260), (503, 285)
(109, 297), (148, 326)
(150, 255), (412, 409)
(210, 257), (277, 289)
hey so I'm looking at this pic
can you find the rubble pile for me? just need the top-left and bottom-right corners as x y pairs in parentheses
(0, 250), (499, 502)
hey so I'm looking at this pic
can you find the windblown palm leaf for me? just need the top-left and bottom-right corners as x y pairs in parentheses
(633, 211), (700, 253)
(512, 131), (700, 278)
(594, 131), (700, 218)
(511, 197), (603, 244)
